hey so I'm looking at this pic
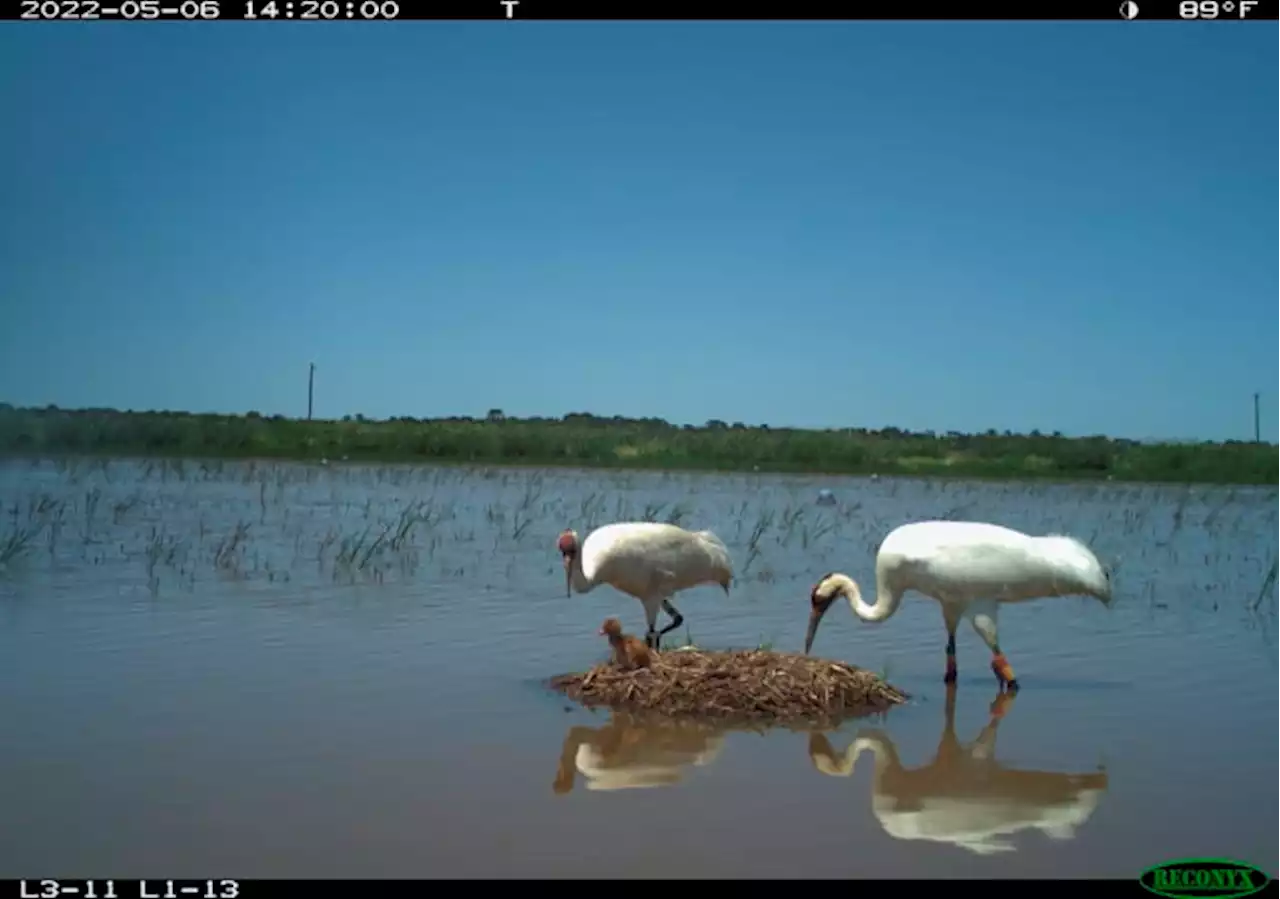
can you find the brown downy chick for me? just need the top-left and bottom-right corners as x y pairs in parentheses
(599, 617), (653, 670)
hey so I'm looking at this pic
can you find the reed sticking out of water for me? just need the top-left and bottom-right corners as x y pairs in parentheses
(214, 521), (251, 572)
(742, 508), (773, 575)
(1, 494), (65, 566)
(0, 522), (38, 565)
(1253, 559), (1278, 612)
(550, 649), (908, 727)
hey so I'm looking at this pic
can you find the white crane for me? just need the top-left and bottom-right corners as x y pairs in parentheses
(557, 521), (733, 649)
(804, 520), (1112, 690)
(807, 688), (1109, 854)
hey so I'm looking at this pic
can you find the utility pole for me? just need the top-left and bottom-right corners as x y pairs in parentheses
(308, 363), (316, 421)
(1253, 391), (1260, 443)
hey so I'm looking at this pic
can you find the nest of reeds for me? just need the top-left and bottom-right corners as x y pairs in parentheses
(549, 648), (909, 727)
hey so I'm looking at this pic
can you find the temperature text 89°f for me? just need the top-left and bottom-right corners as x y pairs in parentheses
(1179, 0), (1259, 15)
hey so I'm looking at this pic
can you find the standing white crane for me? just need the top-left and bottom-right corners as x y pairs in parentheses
(803, 520), (1112, 691)
(557, 522), (733, 649)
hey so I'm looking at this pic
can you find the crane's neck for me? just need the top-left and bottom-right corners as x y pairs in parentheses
(851, 735), (897, 778)
(567, 552), (594, 594)
(836, 573), (903, 623)
(554, 726), (593, 795)
(812, 733), (896, 778)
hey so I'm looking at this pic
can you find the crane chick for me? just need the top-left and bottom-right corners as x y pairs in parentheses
(600, 617), (654, 670)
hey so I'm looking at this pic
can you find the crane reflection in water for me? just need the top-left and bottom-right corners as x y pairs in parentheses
(806, 687), (1109, 855)
(552, 711), (726, 794)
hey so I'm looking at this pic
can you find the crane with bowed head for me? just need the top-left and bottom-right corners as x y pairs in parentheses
(804, 520), (1112, 691)
(557, 522), (733, 649)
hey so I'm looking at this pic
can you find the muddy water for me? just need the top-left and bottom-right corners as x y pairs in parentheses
(0, 458), (1274, 878)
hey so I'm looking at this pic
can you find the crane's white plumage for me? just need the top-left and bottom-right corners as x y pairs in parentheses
(807, 691), (1108, 854)
(805, 520), (1112, 689)
(558, 521), (733, 648)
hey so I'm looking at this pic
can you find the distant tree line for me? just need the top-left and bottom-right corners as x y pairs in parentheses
(0, 403), (1274, 485)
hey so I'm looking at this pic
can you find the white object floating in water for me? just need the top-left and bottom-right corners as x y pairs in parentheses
(816, 489), (837, 506)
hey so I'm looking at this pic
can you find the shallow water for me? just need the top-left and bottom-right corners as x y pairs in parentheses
(0, 457), (1275, 878)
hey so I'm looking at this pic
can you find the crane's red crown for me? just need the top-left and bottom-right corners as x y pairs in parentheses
(557, 530), (578, 555)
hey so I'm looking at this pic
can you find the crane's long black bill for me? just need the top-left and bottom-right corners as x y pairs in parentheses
(804, 601), (832, 655)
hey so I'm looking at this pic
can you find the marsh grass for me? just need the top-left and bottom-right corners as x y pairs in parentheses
(0, 456), (1273, 656)
(1, 493), (65, 566)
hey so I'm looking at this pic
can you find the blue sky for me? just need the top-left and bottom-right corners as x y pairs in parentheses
(1, 23), (1275, 442)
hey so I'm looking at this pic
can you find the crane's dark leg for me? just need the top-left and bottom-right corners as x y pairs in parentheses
(656, 598), (684, 643)
(941, 603), (962, 684)
(642, 597), (662, 649)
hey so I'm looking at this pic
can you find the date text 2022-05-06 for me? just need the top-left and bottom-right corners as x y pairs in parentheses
(10, 0), (406, 17)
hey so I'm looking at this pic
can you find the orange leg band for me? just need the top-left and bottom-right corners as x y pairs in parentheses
(991, 653), (1016, 684)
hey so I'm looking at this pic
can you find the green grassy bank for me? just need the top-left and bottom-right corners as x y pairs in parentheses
(0, 404), (1274, 485)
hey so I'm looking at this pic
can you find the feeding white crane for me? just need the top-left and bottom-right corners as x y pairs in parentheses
(807, 688), (1109, 855)
(557, 521), (733, 649)
(804, 520), (1112, 690)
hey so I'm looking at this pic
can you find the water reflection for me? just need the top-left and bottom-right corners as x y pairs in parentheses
(552, 711), (726, 793)
(807, 688), (1108, 855)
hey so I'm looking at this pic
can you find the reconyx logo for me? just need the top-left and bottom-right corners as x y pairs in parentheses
(1139, 858), (1271, 899)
